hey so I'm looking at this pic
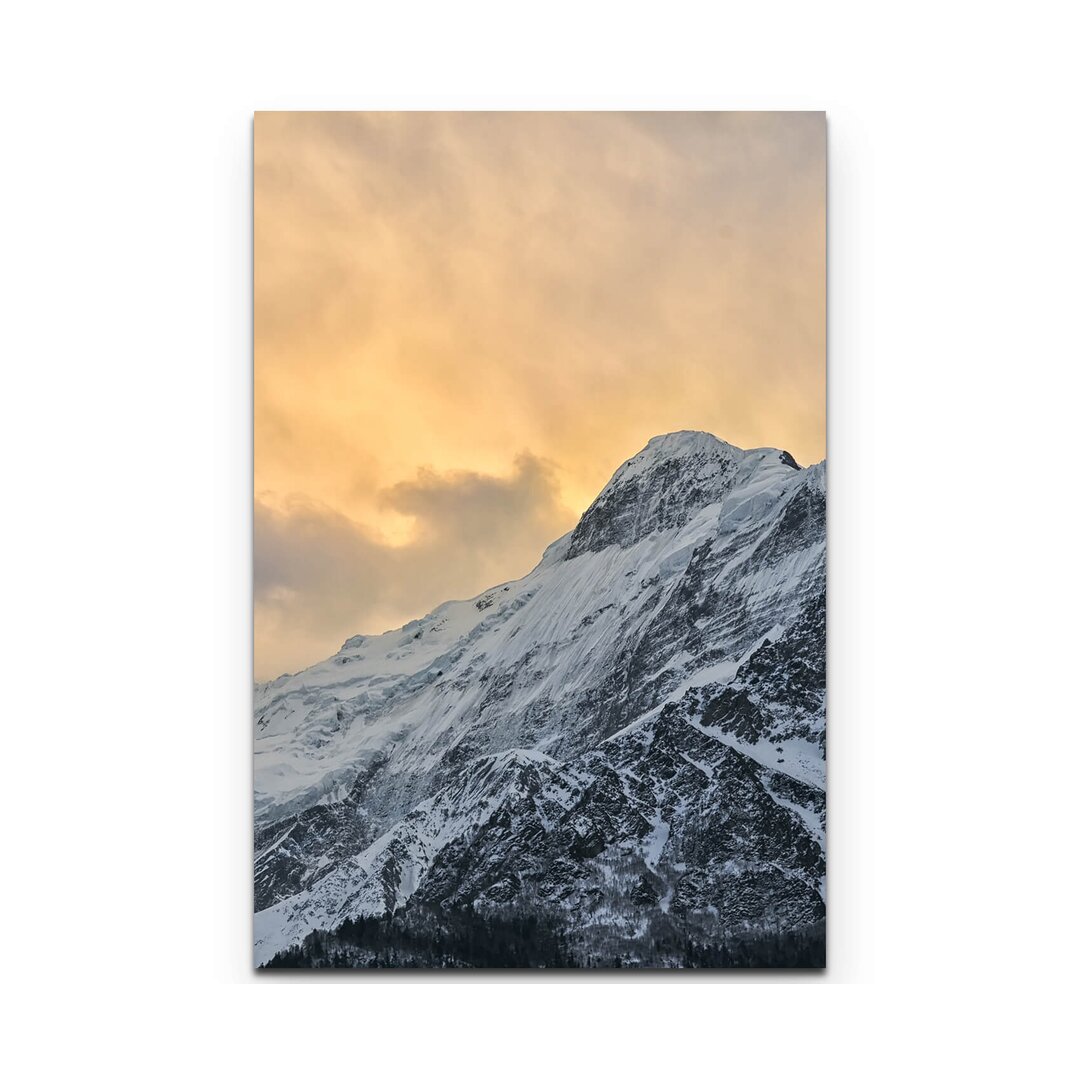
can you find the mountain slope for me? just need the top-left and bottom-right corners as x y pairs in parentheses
(254, 431), (826, 967)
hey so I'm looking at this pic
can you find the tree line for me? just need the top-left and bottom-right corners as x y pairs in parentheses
(261, 903), (825, 969)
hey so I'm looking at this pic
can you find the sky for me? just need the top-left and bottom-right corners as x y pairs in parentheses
(255, 111), (825, 680)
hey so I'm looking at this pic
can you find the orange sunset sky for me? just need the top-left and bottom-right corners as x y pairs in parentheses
(255, 112), (825, 680)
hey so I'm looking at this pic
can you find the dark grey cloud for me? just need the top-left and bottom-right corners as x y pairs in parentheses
(255, 453), (575, 679)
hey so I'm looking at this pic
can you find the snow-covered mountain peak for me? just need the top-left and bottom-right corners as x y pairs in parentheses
(643, 428), (732, 453)
(610, 429), (736, 480)
(565, 430), (795, 558)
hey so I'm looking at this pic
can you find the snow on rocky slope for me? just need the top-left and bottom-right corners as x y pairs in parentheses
(254, 431), (826, 965)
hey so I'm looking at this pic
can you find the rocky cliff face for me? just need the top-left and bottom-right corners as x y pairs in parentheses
(254, 431), (826, 967)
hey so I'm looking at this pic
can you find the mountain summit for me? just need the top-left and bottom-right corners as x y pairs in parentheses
(567, 431), (800, 557)
(254, 432), (826, 967)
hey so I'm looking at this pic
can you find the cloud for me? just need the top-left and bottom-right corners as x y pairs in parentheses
(254, 454), (575, 679)
(255, 112), (824, 504)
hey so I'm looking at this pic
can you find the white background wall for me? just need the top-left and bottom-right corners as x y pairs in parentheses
(2, 1), (1076, 1074)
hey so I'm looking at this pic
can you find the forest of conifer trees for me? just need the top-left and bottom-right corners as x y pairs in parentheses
(261, 903), (825, 970)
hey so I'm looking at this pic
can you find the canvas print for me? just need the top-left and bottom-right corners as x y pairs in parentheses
(254, 112), (826, 968)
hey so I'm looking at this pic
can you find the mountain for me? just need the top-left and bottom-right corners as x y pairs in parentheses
(254, 431), (826, 968)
